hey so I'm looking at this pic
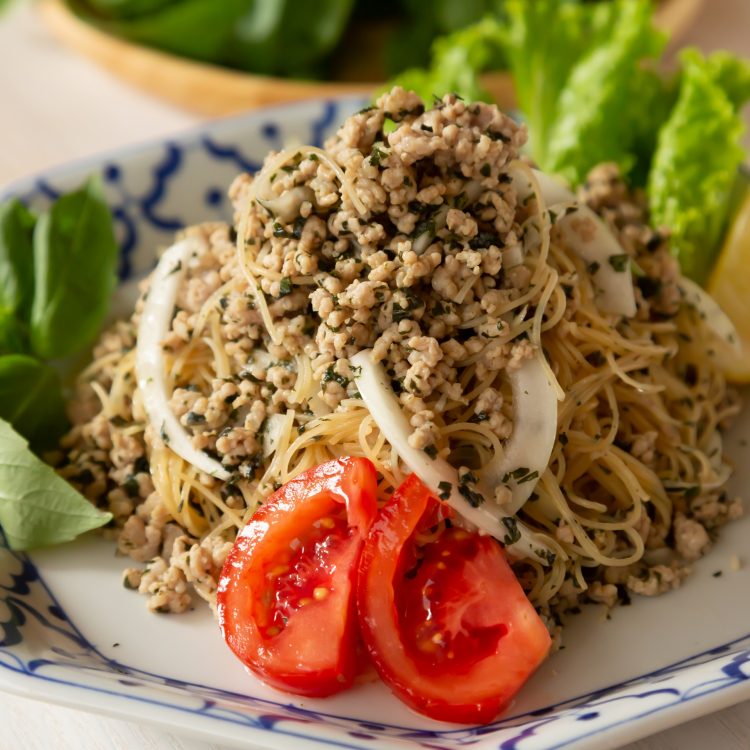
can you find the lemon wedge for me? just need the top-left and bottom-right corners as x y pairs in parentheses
(707, 190), (750, 382)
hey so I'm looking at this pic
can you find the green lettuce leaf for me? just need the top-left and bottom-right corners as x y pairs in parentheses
(648, 49), (750, 282)
(0, 419), (111, 551)
(500, 0), (623, 169)
(544, 0), (667, 185)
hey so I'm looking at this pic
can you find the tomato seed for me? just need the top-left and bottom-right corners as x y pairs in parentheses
(313, 586), (329, 600)
(318, 517), (336, 529)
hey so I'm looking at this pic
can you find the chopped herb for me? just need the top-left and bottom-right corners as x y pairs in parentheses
(517, 470), (539, 484)
(278, 277), (292, 297)
(458, 470), (478, 485)
(684, 485), (700, 500)
(608, 254), (630, 272)
(487, 129), (510, 143)
(420, 124), (433, 132)
(437, 481), (452, 501)
(458, 483), (484, 508)
(369, 145), (387, 166)
(123, 476), (140, 498)
(501, 517), (521, 545)
(587, 261), (601, 275)
(637, 275), (662, 299)
(470, 231), (503, 250)
(322, 365), (349, 389)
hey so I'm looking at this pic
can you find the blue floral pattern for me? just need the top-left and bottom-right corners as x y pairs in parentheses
(1, 96), (749, 749)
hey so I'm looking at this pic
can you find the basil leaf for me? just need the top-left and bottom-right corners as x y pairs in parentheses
(0, 198), (36, 319)
(30, 176), (118, 360)
(0, 418), (111, 551)
(0, 309), (27, 356)
(0, 355), (68, 451)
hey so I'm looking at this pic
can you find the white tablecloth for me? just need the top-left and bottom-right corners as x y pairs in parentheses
(1, 1), (749, 747)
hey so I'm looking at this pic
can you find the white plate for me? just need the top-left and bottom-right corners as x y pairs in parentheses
(1, 97), (749, 750)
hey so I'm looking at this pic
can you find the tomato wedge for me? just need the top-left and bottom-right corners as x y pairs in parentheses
(357, 474), (551, 723)
(217, 457), (378, 697)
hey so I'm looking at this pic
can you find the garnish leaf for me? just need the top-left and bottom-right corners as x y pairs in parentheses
(648, 50), (750, 282)
(0, 418), (111, 551)
(500, 0), (622, 168)
(30, 175), (118, 359)
(0, 355), (68, 451)
(0, 198), (36, 319)
(545, 0), (666, 185)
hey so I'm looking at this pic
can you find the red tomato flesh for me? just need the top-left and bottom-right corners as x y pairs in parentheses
(357, 473), (551, 724)
(217, 457), (377, 697)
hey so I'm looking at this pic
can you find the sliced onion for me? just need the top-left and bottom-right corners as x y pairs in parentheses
(550, 201), (637, 318)
(679, 276), (742, 353)
(531, 169), (575, 204)
(478, 354), (558, 515)
(262, 413), (291, 459)
(257, 186), (315, 223)
(502, 242), (525, 269)
(510, 163), (636, 318)
(136, 239), (231, 481)
(351, 350), (555, 563)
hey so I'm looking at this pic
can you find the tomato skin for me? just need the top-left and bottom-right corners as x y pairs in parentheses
(357, 474), (551, 724)
(217, 457), (378, 697)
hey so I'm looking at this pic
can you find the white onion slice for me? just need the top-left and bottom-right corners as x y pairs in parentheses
(263, 413), (290, 458)
(478, 354), (558, 515)
(679, 276), (742, 353)
(351, 350), (555, 563)
(511, 164), (636, 318)
(531, 169), (576, 204)
(550, 201), (637, 318)
(136, 239), (231, 481)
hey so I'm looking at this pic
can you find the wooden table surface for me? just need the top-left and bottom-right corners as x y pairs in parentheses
(1, 1), (750, 748)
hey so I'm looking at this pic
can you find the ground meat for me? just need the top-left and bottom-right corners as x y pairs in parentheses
(627, 564), (689, 597)
(58, 90), (742, 627)
(673, 513), (711, 561)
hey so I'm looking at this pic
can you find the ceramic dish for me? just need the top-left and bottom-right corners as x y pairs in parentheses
(1, 97), (749, 750)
